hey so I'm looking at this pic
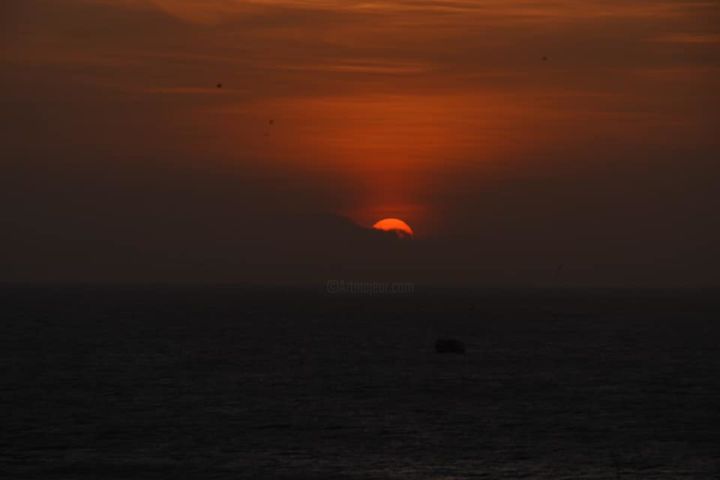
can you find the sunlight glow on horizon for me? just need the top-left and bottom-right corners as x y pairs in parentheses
(5, 0), (719, 237)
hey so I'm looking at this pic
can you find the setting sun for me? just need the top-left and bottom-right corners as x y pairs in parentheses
(372, 218), (414, 238)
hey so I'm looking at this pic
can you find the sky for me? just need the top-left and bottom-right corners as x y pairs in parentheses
(2, 0), (719, 286)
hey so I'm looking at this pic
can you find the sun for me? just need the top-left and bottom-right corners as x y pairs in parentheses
(372, 218), (414, 238)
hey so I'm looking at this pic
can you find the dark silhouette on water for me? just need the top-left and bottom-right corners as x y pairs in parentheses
(435, 338), (466, 354)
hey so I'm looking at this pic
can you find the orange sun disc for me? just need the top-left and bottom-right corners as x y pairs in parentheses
(372, 218), (414, 238)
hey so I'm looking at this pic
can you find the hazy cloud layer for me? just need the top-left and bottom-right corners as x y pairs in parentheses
(2, 0), (719, 285)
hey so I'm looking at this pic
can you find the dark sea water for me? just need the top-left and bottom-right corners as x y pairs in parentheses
(1, 286), (719, 479)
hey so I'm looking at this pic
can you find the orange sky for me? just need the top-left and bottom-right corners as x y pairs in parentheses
(2, 0), (719, 284)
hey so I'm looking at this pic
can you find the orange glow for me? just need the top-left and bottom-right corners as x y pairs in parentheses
(11, 0), (709, 242)
(373, 218), (414, 238)
(212, 93), (547, 235)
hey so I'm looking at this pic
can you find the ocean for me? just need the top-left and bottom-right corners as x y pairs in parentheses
(1, 286), (718, 479)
